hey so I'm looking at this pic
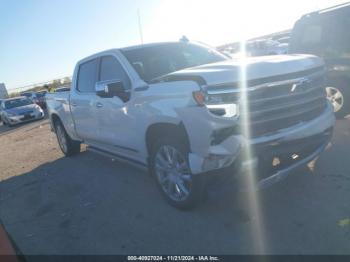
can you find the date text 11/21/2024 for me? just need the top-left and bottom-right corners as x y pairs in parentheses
(127, 255), (220, 261)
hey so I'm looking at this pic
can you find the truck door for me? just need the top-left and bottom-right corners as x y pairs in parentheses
(93, 55), (138, 158)
(70, 58), (100, 142)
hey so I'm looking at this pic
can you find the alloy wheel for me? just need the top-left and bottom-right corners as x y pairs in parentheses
(56, 124), (68, 153)
(326, 86), (344, 112)
(154, 145), (192, 202)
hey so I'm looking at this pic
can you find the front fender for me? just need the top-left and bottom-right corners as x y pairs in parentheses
(130, 80), (201, 156)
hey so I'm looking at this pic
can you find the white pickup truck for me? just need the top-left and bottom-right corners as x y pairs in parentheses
(47, 41), (335, 209)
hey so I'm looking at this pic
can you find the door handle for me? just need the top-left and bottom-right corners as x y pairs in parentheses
(71, 102), (77, 107)
(96, 102), (103, 108)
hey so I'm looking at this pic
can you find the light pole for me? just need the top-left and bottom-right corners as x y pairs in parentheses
(137, 8), (144, 44)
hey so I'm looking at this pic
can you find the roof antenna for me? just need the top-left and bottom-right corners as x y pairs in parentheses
(180, 35), (189, 43)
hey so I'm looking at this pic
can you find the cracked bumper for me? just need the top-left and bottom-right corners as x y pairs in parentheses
(187, 103), (335, 177)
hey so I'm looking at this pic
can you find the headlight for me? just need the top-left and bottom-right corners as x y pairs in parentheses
(192, 91), (206, 106)
(206, 104), (239, 117)
(193, 91), (239, 117)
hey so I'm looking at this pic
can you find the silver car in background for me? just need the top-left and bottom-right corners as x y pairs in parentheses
(0, 97), (44, 127)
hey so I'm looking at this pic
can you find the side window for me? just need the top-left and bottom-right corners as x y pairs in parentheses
(99, 56), (131, 90)
(77, 59), (98, 93)
(326, 14), (350, 54)
(301, 25), (322, 45)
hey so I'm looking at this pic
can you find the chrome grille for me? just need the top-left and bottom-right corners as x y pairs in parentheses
(206, 68), (327, 138)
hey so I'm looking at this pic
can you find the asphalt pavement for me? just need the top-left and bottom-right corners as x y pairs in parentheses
(0, 118), (349, 256)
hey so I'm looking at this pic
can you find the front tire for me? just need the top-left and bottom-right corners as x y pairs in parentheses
(3, 118), (11, 127)
(150, 137), (205, 210)
(54, 120), (81, 156)
(326, 79), (350, 119)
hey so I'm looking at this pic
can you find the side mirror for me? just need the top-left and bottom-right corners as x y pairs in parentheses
(95, 80), (130, 102)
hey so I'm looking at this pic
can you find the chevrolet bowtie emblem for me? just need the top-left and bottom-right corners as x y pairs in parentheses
(291, 78), (310, 92)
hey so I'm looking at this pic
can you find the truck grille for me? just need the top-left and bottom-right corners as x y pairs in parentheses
(206, 67), (327, 138)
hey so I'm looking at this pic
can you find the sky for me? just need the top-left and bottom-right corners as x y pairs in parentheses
(0, 0), (349, 90)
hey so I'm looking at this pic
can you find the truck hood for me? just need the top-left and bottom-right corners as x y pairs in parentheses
(164, 54), (324, 86)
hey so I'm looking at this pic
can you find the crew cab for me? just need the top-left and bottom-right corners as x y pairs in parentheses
(46, 41), (335, 209)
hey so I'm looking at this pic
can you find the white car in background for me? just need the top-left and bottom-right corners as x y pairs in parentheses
(0, 97), (44, 127)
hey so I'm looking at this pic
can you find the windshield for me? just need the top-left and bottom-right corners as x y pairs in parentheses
(121, 43), (228, 83)
(4, 98), (33, 109)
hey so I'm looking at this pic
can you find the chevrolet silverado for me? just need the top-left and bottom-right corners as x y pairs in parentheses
(46, 41), (335, 209)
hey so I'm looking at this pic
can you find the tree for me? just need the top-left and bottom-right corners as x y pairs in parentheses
(62, 77), (71, 85)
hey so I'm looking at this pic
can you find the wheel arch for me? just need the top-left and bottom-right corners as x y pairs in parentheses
(145, 122), (191, 157)
(50, 113), (62, 131)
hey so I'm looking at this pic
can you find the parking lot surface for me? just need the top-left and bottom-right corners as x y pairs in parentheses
(0, 118), (350, 255)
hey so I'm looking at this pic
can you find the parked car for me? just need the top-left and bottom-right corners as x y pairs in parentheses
(55, 87), (70, 92)
(19, 91), (35, 99)
(34, 90), (47, 109)
(0, 83), (8, 99)
(47, 41), (335, 209)
(20, 91), (47, 109)
(289, 2), (350, 118)
(275, 36), (291, 44)
(245, 39), (288, 56)
(0, 99), (3, 123)
(0, 97), (44, 127)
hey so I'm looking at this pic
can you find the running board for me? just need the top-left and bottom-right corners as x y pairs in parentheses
(87, 146), (148, 172)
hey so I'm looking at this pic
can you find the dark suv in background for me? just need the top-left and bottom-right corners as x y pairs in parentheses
(289, 2), (350, 118)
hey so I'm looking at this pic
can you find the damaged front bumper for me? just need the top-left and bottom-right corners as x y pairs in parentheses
(254, 138), (330, 189)
(187, 103), (335, 188)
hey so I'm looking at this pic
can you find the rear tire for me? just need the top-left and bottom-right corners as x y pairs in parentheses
(54, 120), (81, 156)
(149, 136), (205, 210)
(326, 79), (350, 119)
